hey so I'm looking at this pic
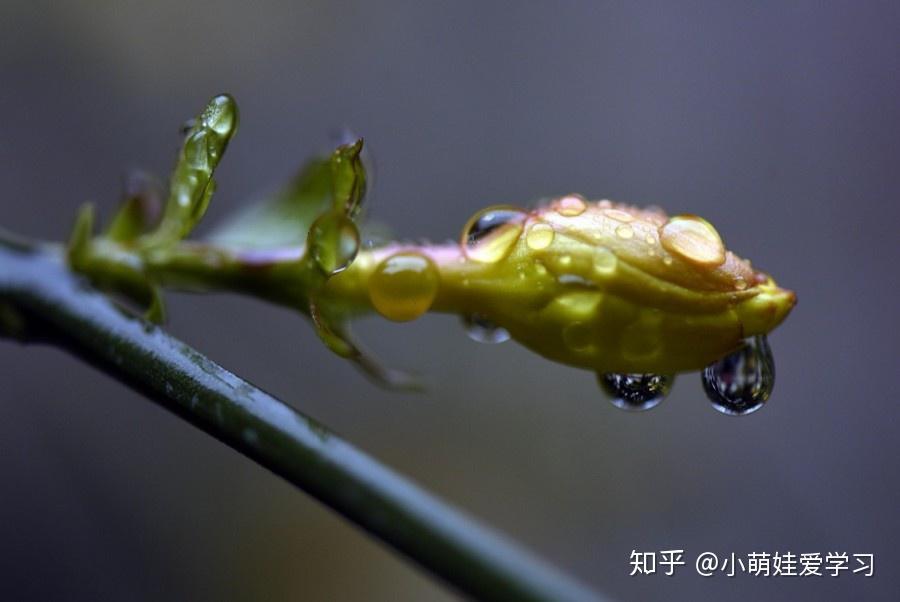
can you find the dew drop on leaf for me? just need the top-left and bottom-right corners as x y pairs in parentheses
(461, 206), (527, 263)
(462, 313), (510, 344)
(702, 335), (774, 416)
(598, 372), (673, 411)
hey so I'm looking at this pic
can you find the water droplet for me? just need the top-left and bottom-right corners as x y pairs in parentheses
(308, 210), (360, 276)
(525, 222), (555, 250)
(461, 206), (527, 263)
(369, 252), (439, 322)
(555, 195), (587, 217)
(604, 208), (634, 222)
(463, 314), (510, 344)
(662, 256), (673, 266)
(598, 373), (673, 411)
(702, 336), (774, 416)
(659, 215), (726, 267)
(201, 94), (238, 137)
(734, 277), (748, 290)
(615, 224), (634, 239)
(644, 234), (655, 245)
(593, 247), (617, 275)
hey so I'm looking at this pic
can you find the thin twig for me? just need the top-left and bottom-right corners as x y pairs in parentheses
(0, 239), (604, 602)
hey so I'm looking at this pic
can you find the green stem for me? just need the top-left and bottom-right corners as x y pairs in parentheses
(0, 238), (603, 602)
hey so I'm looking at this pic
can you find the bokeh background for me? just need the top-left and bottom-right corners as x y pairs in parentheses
(2, 2), (898, 600)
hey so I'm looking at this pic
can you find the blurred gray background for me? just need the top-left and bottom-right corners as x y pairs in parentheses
(1, 2), (898, 600)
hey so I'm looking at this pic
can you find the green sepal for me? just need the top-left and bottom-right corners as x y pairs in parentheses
(67, 202), (95, 268)
(106, 171), (163, 243)
(208, 158), (332, 249)
(330, 138), (366, 218)
(146, 94), (238, 248)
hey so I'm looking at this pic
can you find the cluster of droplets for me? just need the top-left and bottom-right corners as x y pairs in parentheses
(456, 198), (778, 415)
(600, 336), (775, 415)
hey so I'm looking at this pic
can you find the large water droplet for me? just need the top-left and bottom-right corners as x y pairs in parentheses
(463, 314), (510, 344)
(615, 224), (634, 239)
(369, 252), (439, 322)
(599, 373), (673, 411)
(308, 210), (360, 276)
(461, 206), (527, 263)
(702, 335), (774, 416)
(659, 215), (726, 268)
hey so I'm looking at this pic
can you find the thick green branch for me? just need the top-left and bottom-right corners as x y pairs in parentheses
(0, 239), (603, 602)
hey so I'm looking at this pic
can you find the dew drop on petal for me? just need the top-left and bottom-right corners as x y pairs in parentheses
(598, 373), (673, 411)
(659, 215), (726, 268)
(461, 206), (527, 263)
(702, 335), (775, 416)
(593, 247), (618, 276)
(555, 195), (587, 217)
(525, 222), (555, 250)
(604, 208), (634, 223)
(369, 251), (439, 322)
(462, 314), (510, 344)
(615, 224), (634, 239)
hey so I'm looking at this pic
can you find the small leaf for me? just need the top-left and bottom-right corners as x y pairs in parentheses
(208, 158), (332, 248)
(146, 94), (238, 247)
(67, 202), (95, 268)
(106, 170), (163, 243)
(309, 298), (422, 391)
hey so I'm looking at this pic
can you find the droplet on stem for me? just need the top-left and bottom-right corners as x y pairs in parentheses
(308, 210), (360, 276)
(369, 252), (439, 322)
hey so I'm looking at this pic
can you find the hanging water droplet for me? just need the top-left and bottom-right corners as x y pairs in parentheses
(598, 372), (673, 411)
(702, 335), (775, 416)
(463, 314), (510, 344)
(308, 210), (360, 276)
(461, 206), (527, 263)
(369, 252), (439, 322)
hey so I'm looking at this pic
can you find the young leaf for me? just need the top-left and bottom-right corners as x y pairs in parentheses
(146, 94), (238, 247)
(207, 158), (332, 249)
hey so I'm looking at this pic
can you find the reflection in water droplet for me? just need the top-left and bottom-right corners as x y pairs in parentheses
(598, 373), (673, 411)
(525, 223), (555, 250)
(702, 335), (774, 416)
(615, 224), (634, 239)
(659, 215), (726, 267)
(463, 314), (510, 344)
(369, 252), (439, 322)
(734, 277), (748, 290)
(555, 195), (587, 216)
(308, 211), (360, 276)
(461, 206), (527, 263)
